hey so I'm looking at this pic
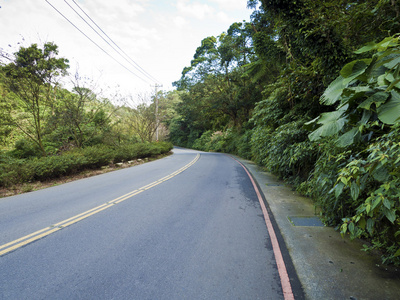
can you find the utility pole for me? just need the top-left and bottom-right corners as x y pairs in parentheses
(153, 83), (163, 141)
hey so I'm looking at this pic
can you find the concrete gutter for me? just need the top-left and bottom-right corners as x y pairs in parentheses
(238, 157), (400, 300)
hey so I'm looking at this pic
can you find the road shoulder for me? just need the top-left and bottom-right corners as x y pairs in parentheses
(237, 157), (400, 300)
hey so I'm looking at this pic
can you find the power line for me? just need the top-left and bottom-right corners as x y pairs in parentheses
(69, 0), (160, 84)
(64, 0), (160, 84)
(46, 0), (151, 84)
(45, 0), (155, 85)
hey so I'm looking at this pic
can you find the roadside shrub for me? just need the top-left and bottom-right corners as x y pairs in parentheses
(251, 120), (318, 184)
(192, 131), (213, 151)
(9, 138), (41, 159)
(139, 141), (173, 157)
(0, 154), (32, 186)
(303, 36), (400, 265)
(28, 153), (86, 181)
(219, 129), (253, 159)
(250, 125), (272, 166)
(0, 142), (172, 188)
(158, 141), (173, 153)
(115, 143), (159, 160)
(236, 130), (253, 159)
(298, 140), (355, 225)
(206, 132), (225, 152)
(192, 130), (234, 153)
(337, 128), (400, 265)
(79, 145), (114, 168)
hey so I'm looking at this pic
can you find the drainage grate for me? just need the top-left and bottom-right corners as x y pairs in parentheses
(288, 216), (324, 227)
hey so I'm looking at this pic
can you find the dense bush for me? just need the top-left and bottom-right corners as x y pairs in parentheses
(303, 36), (400, 265)
(189, 129), (253, 159)
(113, 142), (172, 161)
(29, 153), (86, 181)
(0, 153), (32, 186)
(298, 142), (355, 225)
(184, 34), (400, 265)
(78, 145), (114, 168)
(303, 129), (400, 265)
(220, 129), (253, 159)
(338, 128), (400, 265)
(192, 131), (225, 152)
(9, 138), (42, 159)
(251, 119), (318, 184)
(0, 142), (173, 187)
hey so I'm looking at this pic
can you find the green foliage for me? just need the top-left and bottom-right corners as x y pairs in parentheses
(76, 145), (114, 168)
(302, 36), (400, 264)
(46, 86), (116, 149)
(1, 45), (128, 154)
(298, 143), (356, 225)
(337, 128), (400, 265)
(171, 22), (262, 146)
(29, 153), (86, 181)
(187, 128), (253, 159)
(113, 142), (173, 162)
(168, 116), (191, 147)
(0, 153), (32, 186)
(10, 138), (42, 159)
(1, 42), (69, 155)
(251, 120), (317, 184)
(220, 129), (253, 159)
(192, 131), (225, 152)
(192, 131), (214, 151)
(307, 35), (400, 147)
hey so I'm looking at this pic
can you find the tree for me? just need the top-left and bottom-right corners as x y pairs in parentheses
(122, 93), (157, 143)
(171, 22), (262, 146)
(1, 42), (69, 155)
(47, 73), (118, 149)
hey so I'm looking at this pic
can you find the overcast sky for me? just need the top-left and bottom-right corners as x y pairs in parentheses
(0, 0), (254, 97)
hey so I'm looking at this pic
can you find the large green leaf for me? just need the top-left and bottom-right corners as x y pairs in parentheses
(342, 86), (374, 107)
(303, 116), (319, 130)
(320, 75), (347, 105)
(336, 127), (359, 148)
(383, 208), (396, 223)
(340, 59), (371, 84)
(350, 182), (360, 201)
(321, 60), (372, 106)
(354, 42), (377, 54)
(383, 55), (400, 69)
(358, 91), (389, 110)
(377, 90), (400, 124)
(354, 37), (397, 54)
(308, 105), (348, 141)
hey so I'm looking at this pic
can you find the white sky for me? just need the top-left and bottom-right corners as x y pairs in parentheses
(0, 0), (254, 97)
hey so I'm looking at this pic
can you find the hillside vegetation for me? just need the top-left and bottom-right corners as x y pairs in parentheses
(169, 0), (400, 265)
(0, 43), (173, 189)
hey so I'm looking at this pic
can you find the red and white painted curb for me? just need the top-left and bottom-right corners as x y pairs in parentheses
(233, 157), (295, 300)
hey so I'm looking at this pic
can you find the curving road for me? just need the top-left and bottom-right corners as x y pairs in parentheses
(0, 148), (296, 299)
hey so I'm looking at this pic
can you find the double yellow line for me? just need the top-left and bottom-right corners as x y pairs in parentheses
(0, 154), (200, 257)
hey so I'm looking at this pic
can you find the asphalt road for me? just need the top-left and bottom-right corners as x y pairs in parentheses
(0, 148), (294, 299)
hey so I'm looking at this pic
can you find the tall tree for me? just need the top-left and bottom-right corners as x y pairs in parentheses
(172, 22), (262, 145)
(1, 42), (69, 155)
